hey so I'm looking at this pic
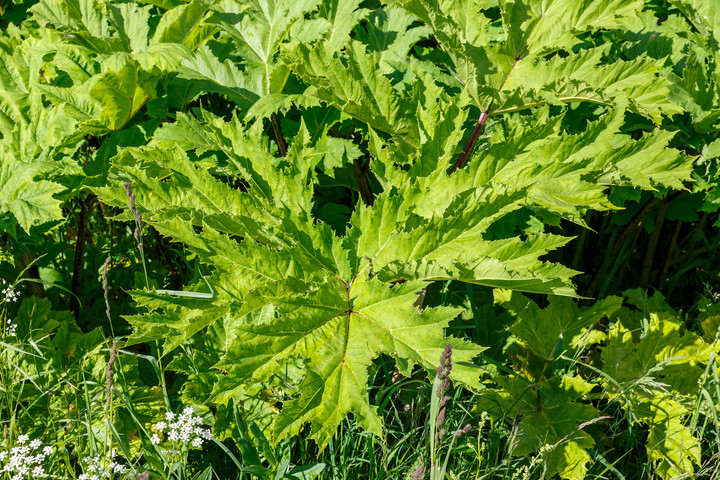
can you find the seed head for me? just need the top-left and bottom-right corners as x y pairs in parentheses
(123, 183), (144, 254)
(411, 465), (424, 480)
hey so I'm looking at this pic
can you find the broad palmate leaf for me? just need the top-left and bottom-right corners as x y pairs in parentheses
(96, 110), (579, 446)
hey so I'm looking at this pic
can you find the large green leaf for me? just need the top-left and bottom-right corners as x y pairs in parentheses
(479, 375), (600, 480)
(0, 162), (65, 233)
(152, 0), (217, 49)
(210, 0), (321, 96)
(89, 61), (156, 130)
(497, 290), (622, 362)
(96, 113), (584, 445)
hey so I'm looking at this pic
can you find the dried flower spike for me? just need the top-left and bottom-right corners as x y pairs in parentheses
(434, 343), (453, 442)
(102, 257), (111, 321)
(123, 182), (144, 254)
(436, 343), (452, 398)
(455, 423), (472, 437)
(411, 465), (424, 480)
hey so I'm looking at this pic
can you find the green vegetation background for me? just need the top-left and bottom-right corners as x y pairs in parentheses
(1, 0), (720, 479)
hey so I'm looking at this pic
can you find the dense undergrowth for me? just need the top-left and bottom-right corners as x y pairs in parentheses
(2, 0), (720, 478)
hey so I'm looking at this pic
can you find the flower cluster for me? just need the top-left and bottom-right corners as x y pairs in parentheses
(4, 319), (16, 337)
(78, 452), (128, 480)
(1, 280), (19, 303)
(150, 407), (212, 449)
(0, 435), (54, 479)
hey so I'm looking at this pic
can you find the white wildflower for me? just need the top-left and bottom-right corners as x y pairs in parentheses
(5, 319), (16, 336)
(151, 406), (212, 451)
(80, 454), (128, 480)
(0, 436), (53, 480)
(2, 282), (19, 302)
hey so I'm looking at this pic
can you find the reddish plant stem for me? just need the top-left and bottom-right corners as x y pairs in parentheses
(450, 53), (524, 173)
(451, 109), (491, 173)
(271, 113), (288, 157)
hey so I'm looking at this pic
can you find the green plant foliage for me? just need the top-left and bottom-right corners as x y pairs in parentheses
(83, 0), (699, 450)
(94, 125), (579, 446)
(4, 0), (720, 477)
(481, 289), (716, 479)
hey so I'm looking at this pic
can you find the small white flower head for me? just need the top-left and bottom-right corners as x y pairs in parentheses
(2, 283), (19, 303)
(80, 453), (127, 480)
(151, 406), (212, 450)
(0, 436), (53, 480)
(5, 319), (17, 337)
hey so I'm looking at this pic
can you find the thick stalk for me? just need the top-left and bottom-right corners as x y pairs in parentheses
(585, 196), (659, 297)
(679, 211), (710, 267)
(450, 110), (491, 173)
(639, 198), (669, 289)
(71, 194), (96, 316)
(353, 158), (375, 206)
(571, 223), (590, 272)
(271, 112), (288, 157)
